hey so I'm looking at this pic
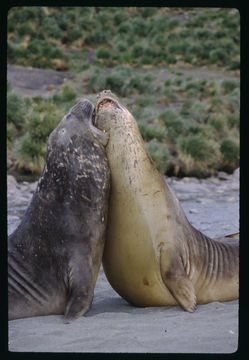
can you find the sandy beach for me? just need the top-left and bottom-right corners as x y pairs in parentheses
(9, 267), (238, 353)
(8, 170), (239, 353)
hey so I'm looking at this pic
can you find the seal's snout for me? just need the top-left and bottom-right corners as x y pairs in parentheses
(96, 90), (121, 113)
(70, 99), (94, 121)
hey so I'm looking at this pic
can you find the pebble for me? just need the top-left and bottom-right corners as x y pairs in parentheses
(177, 177), (200, 184)
(7, 175), (17, 184)
(209, 177), (221, 184)
(216, 189), (224, 194)
(217, 172), (230, 181)
(189, 208), (198, 214)
(29, 182), (38, 192)
(227, 197), (236, 202)
(234, 168), (240, 178)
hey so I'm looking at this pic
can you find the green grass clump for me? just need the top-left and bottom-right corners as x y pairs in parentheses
(7, 122), (17, 149)
(7, 84), (80, 174)
(146, 139), (169, 173)
(177, 134), (216, 162)
(220, 137), (239, 164)
(15, 134), (45, 174)
(227, 114), (240, 129)
(221, 79), (239, 94)
(7, 92), (27, 129)
(96, 47), (111, 60)
(138, 121), (166, 142)
(177, 134), (219, 176)
(208, 115), (225, 133)
(14, 109), (61, 174)
(28, 112), (59, 141)
(158, 109), (185, 141)
(53, 84), (77, 104)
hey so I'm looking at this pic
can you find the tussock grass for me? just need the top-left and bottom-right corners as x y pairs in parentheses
(8, 7), (240, 70)
(7, 7), (240, 177)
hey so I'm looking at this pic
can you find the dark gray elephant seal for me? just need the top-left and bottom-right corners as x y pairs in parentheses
(8, 99), (110, 322)
(94, 90), (239, 312)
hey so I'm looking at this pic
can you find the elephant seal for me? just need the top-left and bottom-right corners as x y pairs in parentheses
(8, 99), (110, 322)
(94, 90), (239, 312)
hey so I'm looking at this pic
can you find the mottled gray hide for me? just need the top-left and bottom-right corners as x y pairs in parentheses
(8, 99), (110, 322)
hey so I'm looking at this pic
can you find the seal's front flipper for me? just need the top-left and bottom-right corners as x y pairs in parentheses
(160, 249), (196, 312)
(64, 260), (94, 323)
(64, 287), (93, 323)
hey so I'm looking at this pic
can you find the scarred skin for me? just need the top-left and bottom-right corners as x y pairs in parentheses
(8, 99), (110, 322)
(94, 90), (239, 312)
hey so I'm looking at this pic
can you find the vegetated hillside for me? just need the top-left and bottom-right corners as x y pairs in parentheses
(7, 7), (240, 178)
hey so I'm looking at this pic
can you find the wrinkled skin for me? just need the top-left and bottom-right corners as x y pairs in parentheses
(8, 99), (110, 322)
(94, 90), (239, 312)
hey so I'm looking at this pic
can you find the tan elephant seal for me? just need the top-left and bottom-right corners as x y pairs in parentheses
(94, 90), (239, 312)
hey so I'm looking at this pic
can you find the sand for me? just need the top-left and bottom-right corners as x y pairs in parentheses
(8, 172), (239, 353)
(8, 265), (238, 353)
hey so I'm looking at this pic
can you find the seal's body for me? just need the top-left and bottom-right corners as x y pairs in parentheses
(95, 90), (239, 312)
(8, 99), (110, 321)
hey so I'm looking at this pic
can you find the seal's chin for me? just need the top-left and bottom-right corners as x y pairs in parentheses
(92, 100), (112, 130)
(90, 110), (109, 147)
(93, 98), (120, 128)
(93, 90), (123, 142)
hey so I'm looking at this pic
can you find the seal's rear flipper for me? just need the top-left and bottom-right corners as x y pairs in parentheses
(160, 249), (197, 312)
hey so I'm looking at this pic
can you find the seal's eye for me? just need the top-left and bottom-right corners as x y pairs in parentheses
(59, 128), (66, 135)
(66, 113), (71, 120)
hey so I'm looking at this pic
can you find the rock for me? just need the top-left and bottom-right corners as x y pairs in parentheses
(7, 175), (17, 184)
(189, 208), (198, 214)
(29, 182), (38, 193)
(180, 177), (200, 184)
(233, 168), (240, 178)
(195, 198), (211, 204)
(209, 176), (220, 184)
(227, 197), (236, 202)
(218, 172), (230, 181)
(216, 189), (224, 194)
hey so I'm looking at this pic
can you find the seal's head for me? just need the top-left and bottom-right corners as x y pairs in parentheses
(38, 98), (109, 202)
(49, 98), (108, 151)
(94, 90), (132, 134)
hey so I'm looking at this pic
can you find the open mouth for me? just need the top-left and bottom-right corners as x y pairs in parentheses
(93, 97), (119, 126)
(98, 99), (117, 109)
